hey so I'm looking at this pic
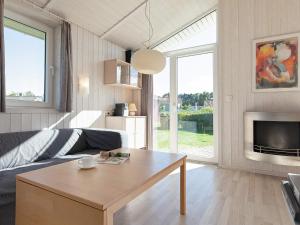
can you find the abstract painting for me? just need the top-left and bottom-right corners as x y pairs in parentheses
(253, 33), (300, 92)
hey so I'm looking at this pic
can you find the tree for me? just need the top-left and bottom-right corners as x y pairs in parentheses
(24, 91), (35, 97)
(178, 92), (213, 108)
(7, 91), (36, 97)
(7, 91), (18, 97)
(160, 92), (213, 109)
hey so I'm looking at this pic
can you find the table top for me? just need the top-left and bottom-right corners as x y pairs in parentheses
(17, 149), (186, 210)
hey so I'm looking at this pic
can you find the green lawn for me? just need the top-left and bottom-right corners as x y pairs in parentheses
(154, 129), (213, 150)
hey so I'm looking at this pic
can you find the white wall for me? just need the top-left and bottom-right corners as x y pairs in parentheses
(0, 24), (134, 133)
(218, 0), (300, 176)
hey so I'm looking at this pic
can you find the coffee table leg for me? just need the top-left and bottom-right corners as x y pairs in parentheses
(180, 158), (186, 215)
(104, 210), (114, 225)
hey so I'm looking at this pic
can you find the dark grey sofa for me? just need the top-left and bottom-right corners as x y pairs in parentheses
(0, 128), (123, 225)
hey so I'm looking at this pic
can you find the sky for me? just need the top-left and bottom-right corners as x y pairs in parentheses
(153, 53), (214, 97)
(4, 26), (45, 97)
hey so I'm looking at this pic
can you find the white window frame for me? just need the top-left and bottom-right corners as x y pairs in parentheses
(4, 10), (54, 109)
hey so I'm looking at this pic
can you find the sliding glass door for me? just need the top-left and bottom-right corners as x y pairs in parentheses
(152, 45), (217, 163)
(177, 52), (215, 161)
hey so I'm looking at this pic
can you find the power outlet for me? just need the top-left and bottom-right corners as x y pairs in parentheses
(105, 111), (113, 116)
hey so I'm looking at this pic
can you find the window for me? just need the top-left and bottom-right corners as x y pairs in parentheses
(4, 10), (53, 108)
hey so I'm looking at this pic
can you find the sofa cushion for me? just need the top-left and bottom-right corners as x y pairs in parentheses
(82, 129), (122, 151)
(37, 129), (88, 160)
(0, 129), (87, 170)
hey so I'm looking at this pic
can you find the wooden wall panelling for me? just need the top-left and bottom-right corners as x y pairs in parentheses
(97, 39), (104, 127)
(75, 25), (84, 128)
(48, 113), (57, 129)
(87, 30), (93, 112)
(93, 36), (100, 127)
(82, 29), (89, 116)
(40, 113), (49, 129)
(31, 113), (41, 130)
(230, 0), (239, 169)
(56, 113), (65, 129)
(0, 113), (11, 132)
(69, 24), (78, 129)
(218, 0), (232, 167)
(238, 0), (255, 171)
(10, 114), (21, 132)
(21, 114), (32, 131)
(219, 0), (300, 175)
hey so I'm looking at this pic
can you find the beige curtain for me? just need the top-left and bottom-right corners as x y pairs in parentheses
(141, 74), (153, 149)
(57, 21), (73, 112)
(0, 0), (5, 112)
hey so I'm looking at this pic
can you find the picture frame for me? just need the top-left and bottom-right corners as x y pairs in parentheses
(253, 32), (300, 92)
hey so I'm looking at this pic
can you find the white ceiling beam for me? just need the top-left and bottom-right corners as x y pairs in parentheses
(21, 0), (145, 47)
(99, 0), (147, 39)
(21, 0), (100, 38)
(42, 0), (55, 9)
(22, 0), (64, 21)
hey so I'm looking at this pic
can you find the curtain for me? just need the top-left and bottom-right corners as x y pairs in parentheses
(57, 21), (73, 112)
(0, 0), (5, 112)
(141, 74), (153, 150)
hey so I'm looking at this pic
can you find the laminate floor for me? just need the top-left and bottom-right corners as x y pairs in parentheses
(114, 163), (293, 225)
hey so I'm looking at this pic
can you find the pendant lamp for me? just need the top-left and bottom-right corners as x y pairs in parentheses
(131, 0), (166, 74)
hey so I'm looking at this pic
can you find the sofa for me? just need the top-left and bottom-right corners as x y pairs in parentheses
(0, 128), (127, 225)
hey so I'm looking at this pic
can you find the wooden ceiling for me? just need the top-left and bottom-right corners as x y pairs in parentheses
(5, 0), (217, 50)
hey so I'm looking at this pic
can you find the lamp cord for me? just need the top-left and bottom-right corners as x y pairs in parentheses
(142, 0), (154, 48)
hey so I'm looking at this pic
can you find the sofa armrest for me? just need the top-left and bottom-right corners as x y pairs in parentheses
(84, 128), (129, 148)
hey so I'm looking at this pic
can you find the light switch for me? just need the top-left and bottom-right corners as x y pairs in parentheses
(225, 95), (233, 102)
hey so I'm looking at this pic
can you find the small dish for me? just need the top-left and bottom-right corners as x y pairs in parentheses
(78, 161), (97, 169)
(78, 156), (97, 169)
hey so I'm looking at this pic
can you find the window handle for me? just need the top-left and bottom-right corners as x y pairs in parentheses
(49, 66), (55, 77)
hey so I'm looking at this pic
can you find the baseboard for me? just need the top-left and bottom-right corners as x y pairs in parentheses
(218, 163), (288, 178)
(187, 159), (218, 165)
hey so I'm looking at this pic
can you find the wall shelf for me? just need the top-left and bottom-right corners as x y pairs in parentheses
(104, 59), (142, 89)
(105, 83), (141, 90)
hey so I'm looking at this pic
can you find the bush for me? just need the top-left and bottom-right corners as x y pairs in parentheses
(158, 107), (213, 134)
(178, 113), (213, 134)
(178, 107), (213, 134)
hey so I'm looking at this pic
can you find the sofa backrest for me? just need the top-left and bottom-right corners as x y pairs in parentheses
(0, 129), (87, 170)
(82, 129), (122, 151)
(0, 128), (122, 170)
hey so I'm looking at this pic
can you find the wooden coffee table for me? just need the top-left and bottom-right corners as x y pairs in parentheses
(16, 149), (187, 225)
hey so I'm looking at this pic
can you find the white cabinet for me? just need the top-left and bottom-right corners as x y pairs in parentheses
(105, 116), (146, 149)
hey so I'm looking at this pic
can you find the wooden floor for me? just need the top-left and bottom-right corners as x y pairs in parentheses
(114, 163), (293, 225)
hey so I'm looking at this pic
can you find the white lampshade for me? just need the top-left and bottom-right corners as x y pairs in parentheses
(79, 75), (89, 95)
(131, 49), (166, 74)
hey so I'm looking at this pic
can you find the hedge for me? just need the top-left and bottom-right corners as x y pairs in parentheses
(178, 112), (213, 134)
(159, 107), (213, 134)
